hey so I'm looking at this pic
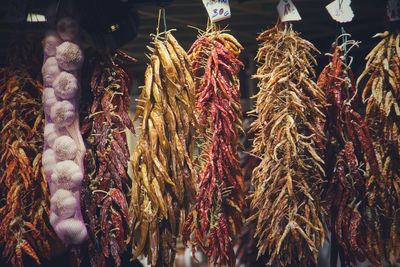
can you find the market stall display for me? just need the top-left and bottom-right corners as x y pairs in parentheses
(80, 50), (135, 267)
(183, 27), (245, 267)
(0, 1), (399, 266)
(249, 22), (327, 267)
(129, 30), (197, 267)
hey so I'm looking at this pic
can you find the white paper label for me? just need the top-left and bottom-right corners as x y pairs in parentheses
(326, 0), (354, 23)
(387, 0), (400, 22)
(277, 0), (301, 22)
(202, 0), (231, 22)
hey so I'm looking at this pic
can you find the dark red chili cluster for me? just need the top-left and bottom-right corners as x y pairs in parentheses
(319, 45), (384, 267)
(80, 50), (135, 267)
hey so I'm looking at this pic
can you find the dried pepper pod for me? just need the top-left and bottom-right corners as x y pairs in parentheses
(249, 23), (327, 267)
(319, 35), (385, 267)
(357, 31), (400, 264)
(183, 27), (245, 267)
(80, 50), (136, 267)
(129, 30), (197, 267)
(0, 68), (56, 266)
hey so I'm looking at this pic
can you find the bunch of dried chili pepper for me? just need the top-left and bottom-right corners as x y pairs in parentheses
(183, 26), (245, 267)
(319, 34), (385, 267)
(129, 30), (197, 267)
(357, 30), (400, 264)
(249, 22), (327, 267)
(80, 50), (136, 267)
(0, 68), (56, 267)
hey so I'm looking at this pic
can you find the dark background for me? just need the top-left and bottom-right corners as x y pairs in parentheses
(0, 0), (389, 109)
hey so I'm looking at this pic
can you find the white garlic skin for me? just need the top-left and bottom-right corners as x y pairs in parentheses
(42, 88), (58, 116)
(42, 57), (61, 86)
(50, 189), (77, 219)
(55, 218), (87, 245)
(54, 135), (78, 161)
(57, 17), (79, 41)
(49, 212), (59, 226)
(43, 31), (62, 57)
(42, 148), (57, 177)
(53, 71), (79, 100)
(50, 100), (75, 128)
(56, 42), (83, 71)
(51, 160), (83, 191)
(44, 123), (62, 148)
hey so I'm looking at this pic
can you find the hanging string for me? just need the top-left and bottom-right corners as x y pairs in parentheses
(156, 8), (162, 36)
(162, 8), (167, 32)
(283, 21), (288, 34)
(156, 8), (167, 35)
(283, 22), (292, 35)
(341, 26), (348, 65)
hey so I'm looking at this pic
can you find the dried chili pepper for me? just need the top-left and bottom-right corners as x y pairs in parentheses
(358, 31), (400, 264)
(320, 34), (385, 266)
(183, 26), (245, 267)
(0, 67), (56, 267)
(129, 30), (197, 267)
(80, 50), (135, 267)
(249, 22), (327, 267)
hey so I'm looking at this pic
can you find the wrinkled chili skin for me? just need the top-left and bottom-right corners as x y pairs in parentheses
(183, 31), (245, 267)
(320, 44), (384, 266)
(80, 50), (134, 267)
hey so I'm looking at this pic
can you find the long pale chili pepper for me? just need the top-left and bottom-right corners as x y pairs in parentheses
(129, 30), (197, 267)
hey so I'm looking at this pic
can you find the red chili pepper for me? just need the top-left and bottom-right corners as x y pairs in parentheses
(319, 43), (384, 265)
(184, 32), (244, 267)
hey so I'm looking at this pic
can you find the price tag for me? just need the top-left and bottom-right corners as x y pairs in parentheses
(326, 0), (354, 23)
(387, 0), (400, 22)
(202, 0), (231, 22)
(277, 0), (301, 22)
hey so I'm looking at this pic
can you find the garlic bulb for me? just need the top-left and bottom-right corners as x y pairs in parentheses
(56, 42), (83, 71)
(54, 135), (78, 160)
(50, 100), (75, 127)
(42, 57), (61, 85)
(53, 71), (79, 100)
(57, 17), (79, 41)
(50, 189), (77, 219)
(43, 30), (62, 57)
(42, 87), (58, 116)
(49, 212), (59, 226)
(42, 149), (57, 177)
(51, 160), (83, 190)
(44, 123), (62, 147)
(55, 218), (87, 245)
